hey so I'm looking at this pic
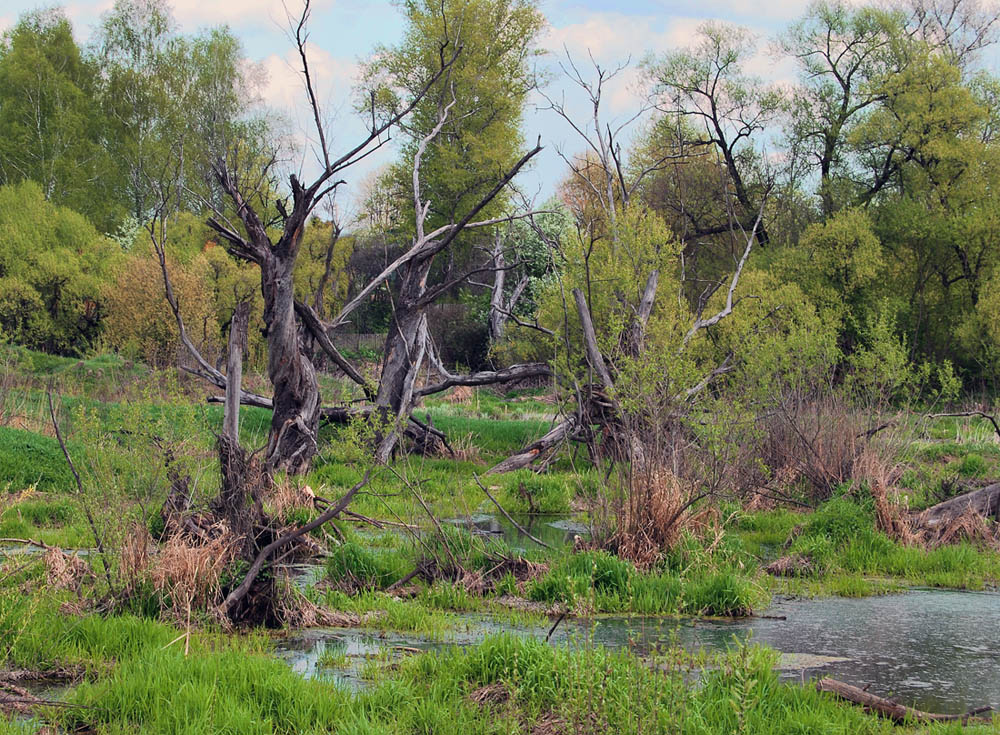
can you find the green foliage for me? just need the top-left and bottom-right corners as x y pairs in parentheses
(0, 10), (115, 228)
(0, 182), (121, 354)
(801, 496), (875, 545)
(327, 543), (410, 591)
(366, 0), (544, 234)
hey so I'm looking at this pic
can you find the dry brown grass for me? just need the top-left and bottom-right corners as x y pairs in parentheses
(446, 432), (481, 462)
(149, 527), (236, 624)
(277, 581), (370, 628)
(43, 547), (91, 594)
(268, 481), (316, 519)
(443, 385), (475, 403)
(119, 521), (153, 598)
(601, 465), (689, 568)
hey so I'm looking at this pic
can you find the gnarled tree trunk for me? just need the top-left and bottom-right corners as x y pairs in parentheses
(261, 251), (321, 474)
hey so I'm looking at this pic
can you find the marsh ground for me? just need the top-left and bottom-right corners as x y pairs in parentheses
(0, 346), (998, 733)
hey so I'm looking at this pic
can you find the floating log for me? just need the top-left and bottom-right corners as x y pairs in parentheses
(816, 677), (993, 725)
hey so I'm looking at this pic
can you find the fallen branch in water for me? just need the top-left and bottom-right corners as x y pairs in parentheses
(473, 474), (552, 549)
(816, 678), (993, 724)
(0, 538), (54, 551)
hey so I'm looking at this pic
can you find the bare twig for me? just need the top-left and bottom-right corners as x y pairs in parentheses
(473, 474), (552, 549)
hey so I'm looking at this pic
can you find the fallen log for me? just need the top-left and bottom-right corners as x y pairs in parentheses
(486, 417), (579, 474)
(816, 678), (993, 725)
(916, 483), (1000, 527)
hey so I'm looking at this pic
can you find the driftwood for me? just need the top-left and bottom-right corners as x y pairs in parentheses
(916, 483), (1000, 527)
(816, 678), (993, 725)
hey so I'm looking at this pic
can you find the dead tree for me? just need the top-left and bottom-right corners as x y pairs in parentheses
(201, 2), (463, 473)
(486, 229), (531, 345)
(488, 203), (763, 474)
(156, 1), (549, 469)
(486, 50), (761, 474)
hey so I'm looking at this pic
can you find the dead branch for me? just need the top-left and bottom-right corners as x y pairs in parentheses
(473, 474), (552, 549)
(929, 411), (1000, 442)
(223, 301), (250, 442)
(817, 678), (993, 724)
(416, 361), (552, 398)
(572, 288), (615, 393)
(682, 205), (762, 347)
(486, 417), (579, 474)
(47, 387), (114, 593)
(294, 300), (376, 399)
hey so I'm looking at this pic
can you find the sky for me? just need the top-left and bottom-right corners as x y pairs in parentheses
(2, 0), (990, 211)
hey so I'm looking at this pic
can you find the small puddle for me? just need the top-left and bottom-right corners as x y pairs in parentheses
(275, 589), (1000, 714)
(443, 512), (590, 550)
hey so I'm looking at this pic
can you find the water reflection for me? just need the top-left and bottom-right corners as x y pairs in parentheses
(275, 589), (1000, 714)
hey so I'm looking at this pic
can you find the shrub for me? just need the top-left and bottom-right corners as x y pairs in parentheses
(685, 570), (761, 616)
(801, 496), (874, 545)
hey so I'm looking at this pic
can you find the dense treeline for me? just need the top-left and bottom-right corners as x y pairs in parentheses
(2, 0), (1000, 393)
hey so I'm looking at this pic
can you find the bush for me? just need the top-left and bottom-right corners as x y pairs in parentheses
(685, 570), (761, 616)
(802, 496), (874, 545)
(529, 551), (636, 605)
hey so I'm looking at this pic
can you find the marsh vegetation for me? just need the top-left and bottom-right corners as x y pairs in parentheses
(3, 0), (1000, 731)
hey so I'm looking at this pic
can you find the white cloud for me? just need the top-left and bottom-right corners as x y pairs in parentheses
(168, 0), (335, 32)
(654, 0), (809, 23)
(0, 15), (12, 33)
(260, 41), (377, 184)
(545, 12), (708, 61)
(261, 42), (358, 120)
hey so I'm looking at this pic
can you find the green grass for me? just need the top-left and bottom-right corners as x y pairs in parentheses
(0, 427), (75, 493)
(497, 470), (573, 513)
(2, 595), (987, 734)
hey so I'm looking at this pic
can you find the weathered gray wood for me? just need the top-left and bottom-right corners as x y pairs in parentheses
(572, 287), (615, 393)
(917, 483), (1000, 527)
(223, 301), (250, 442)
(486, 417), (578, 474)
(817, 677), (992, 724)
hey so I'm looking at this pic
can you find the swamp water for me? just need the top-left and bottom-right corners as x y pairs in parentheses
(274, 589), (1000, 715)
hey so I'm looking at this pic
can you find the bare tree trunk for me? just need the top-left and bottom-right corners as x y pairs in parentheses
(488, 235), (507, 344)
(223, 301), (250, 442)
(374, 259), (433, 461)
(260, 253), (321, 474)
